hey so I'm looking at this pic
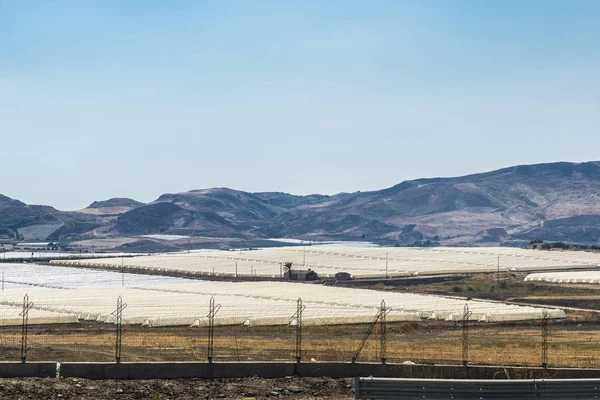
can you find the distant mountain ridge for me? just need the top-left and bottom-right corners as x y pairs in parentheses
(2, 161), (600, 246)
(88, 198), (143, 209)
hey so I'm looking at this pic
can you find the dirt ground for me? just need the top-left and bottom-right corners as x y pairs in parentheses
(0, 377), (354, 400)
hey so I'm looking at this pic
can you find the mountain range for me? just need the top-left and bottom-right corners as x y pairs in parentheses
(2, 161), (600, 247)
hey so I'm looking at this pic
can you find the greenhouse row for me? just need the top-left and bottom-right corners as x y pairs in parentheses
(0, 282), (564, 327)
(52, 246), (600, 279)
(525, 270), (600, 284)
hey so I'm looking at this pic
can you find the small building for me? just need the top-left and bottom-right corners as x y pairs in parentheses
(285, 269), (319, 281)
(529, 242), (551, 250)
(334, 272), (353, 281)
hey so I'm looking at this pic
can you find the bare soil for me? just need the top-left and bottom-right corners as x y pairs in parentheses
(0, 377), (353, 400)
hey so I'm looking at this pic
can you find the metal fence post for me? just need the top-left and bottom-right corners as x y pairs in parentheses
(292, 298), (305, 363)
(461, 304), (472, 366)
(111, 296), (127, 364)
(353, 300), (391, 363)
(20, 294), (34, 363)
(541, 309), (550, 368)
(380, 300), (388, 364)
(207, 296), (221, 363)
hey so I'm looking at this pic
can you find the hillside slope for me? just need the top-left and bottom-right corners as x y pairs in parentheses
(261, 161), (600, 244)
(1, 161), (599, 245)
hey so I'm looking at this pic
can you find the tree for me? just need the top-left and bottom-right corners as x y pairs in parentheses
(283, 261), (293, 279)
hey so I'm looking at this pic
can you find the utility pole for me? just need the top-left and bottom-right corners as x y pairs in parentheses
(497, 256), (500, 286)
(386, 253), (389, 279)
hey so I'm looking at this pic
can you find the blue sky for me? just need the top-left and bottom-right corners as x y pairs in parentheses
(1, 0), (599, 210)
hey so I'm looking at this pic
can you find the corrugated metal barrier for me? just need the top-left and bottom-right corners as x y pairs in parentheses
(355, 377), (600, 399)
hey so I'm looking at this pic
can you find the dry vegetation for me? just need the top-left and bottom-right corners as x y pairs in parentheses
(1, 318), (599, 368)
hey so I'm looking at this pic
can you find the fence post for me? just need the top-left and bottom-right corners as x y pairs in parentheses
(461, 304), (472, 366)
(20, 294), (34, 363)
(380, 300), (388, 364)
(111, 296), (127, 364)
(207, 296), (221, 363)
(352, 300), (391, 363)
(541, 309), (550, 368)
(292, 298), (305, 363)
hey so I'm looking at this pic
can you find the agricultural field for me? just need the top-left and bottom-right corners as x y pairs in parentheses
(0, 250), (133, 260)
(1, 262), (599, 368)
(0, 280), (562, 328)
(52, 246), (600, 279)
(0, 263), (193, 290)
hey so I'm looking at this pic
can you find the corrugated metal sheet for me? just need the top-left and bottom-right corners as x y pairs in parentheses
(355, 377), (600, 399)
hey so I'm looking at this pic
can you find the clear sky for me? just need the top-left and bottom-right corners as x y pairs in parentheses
(1, 0), (599, 210)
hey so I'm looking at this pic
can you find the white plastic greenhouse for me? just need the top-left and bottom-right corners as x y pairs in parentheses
(0, 282), (564, 327)
(51, 246), (600, 279)
(0, 303), (78, 326)
(525, 270), (600, 284)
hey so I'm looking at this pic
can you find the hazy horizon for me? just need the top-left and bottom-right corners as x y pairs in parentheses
(2, 1), (599, 210)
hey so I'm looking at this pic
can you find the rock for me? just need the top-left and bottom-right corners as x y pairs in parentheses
(287, 386), (303, 393)
(269, 391), (280, 396)
(116, 388), (124, 394)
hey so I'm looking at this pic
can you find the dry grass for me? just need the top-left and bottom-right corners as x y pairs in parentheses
(1, 321), (599, 368)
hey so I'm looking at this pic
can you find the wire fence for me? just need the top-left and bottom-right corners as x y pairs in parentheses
(0, 293), (599, 368)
